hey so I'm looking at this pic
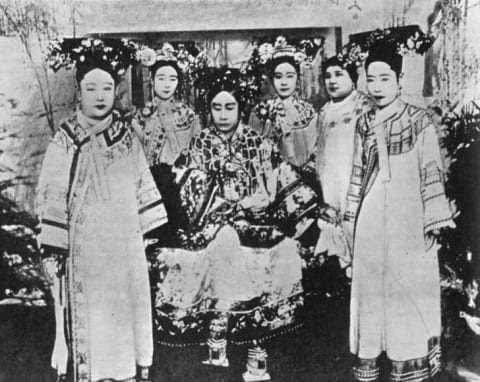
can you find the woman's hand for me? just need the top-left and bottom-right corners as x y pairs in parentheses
(41, 256), (61, 285)
(239, 189), (270, 211)
(425, 229), (440, 251)
(319, 205), (341, 226)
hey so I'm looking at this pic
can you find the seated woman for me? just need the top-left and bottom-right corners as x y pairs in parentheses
(150, 66), (333, 380)
(249, 36), (318, 172)
(134, 43), (201, 234)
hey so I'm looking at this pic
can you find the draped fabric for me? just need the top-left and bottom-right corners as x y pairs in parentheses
(250, 94), (318, 168)
(36, 111), (167, 382)
(315, 90), (371, 268)
(316, 90), (371, 215)
(150, 123), (324, 344)
(344, 100), (455, 382)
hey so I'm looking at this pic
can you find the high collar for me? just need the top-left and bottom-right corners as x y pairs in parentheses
(209, 122), (247, 144)
(372, 98), (404, 126)
(77, 110), (113, 137)
(273, 92), (299, 108)
(326, 90), (358, 112)
(154, 97), (176, 114)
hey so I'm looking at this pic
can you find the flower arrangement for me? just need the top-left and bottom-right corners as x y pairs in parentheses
(45, 37), (142, 76)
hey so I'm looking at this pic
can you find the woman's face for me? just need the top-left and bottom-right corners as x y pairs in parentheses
(80, 68), (116, 120)
(273, 62), (298, 99)
(366, 61), (399, 108)
(325, 65), (354, 102)
(211, 91), (239, 136)
(154, 65), (179, 100)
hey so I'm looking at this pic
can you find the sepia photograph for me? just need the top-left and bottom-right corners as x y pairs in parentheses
(0, 0), (479, 381)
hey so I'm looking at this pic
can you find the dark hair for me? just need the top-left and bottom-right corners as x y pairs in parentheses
(76, 59), (119, 85)
(150, 60), (184, 98)
(267, 56), (300, 79)
(322, 56), (359, 85)
(365, 41), (403, 79)
(207, 83), (245, 119)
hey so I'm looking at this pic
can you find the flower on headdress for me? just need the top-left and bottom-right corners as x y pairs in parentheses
(162, 43), (175, 56)
(138, 47), (157, 66)
(274, 36), (287, 48)
(293, 51), (307, 64)
(45, 37), (141, 75)
(258, 43), (274, 64)
(346, 25), (435, 63)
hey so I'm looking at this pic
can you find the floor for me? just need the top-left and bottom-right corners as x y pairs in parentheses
(0, 294), (476, 382)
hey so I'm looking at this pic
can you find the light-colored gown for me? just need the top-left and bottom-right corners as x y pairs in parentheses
(314, 90), (371, 268)
(316, 90), (371, 215)
(36, 111), (167, 382)
(344, 100), (455, 382)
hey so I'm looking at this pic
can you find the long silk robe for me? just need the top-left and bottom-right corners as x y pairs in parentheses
(36, 110), (167, 382)
(344, 100), (455, 382)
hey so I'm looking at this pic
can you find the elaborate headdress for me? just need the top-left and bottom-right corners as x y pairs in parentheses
(337, 25), (435, 76)
(255, 35), (322, 73)
(192, 49), (263, 124)
(137, 42), (198, 100)
(137, 42), (197, 74)
(45, 37), (141, 83)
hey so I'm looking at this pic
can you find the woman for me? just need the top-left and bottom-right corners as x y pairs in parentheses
(37, 38), (167, 382)
(134, 42), (200, 167)
(344, 39), (455, 382)
(316, 55), (371, 220)
(134, 43), (201, 233)
(151, 67), (328, 379)
(250, 37), (318, 170)
(314, 56), (371, 273)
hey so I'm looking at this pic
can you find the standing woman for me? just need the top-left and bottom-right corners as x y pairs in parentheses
(250, 36), (318, 170)
(37, 38), (167, 382)
(314, 55), (371, 273)
(316, 55), (371, 222)
(344, 37), (455, 382)
(134, 43), (201, 232)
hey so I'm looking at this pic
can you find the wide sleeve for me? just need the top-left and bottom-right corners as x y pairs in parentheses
(418, 119), (455, 234)
(35, 131), (72, 257)
(343, 118), (366, 224)
(272, 147), (321, 237)
(132, 134), (168, 236)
